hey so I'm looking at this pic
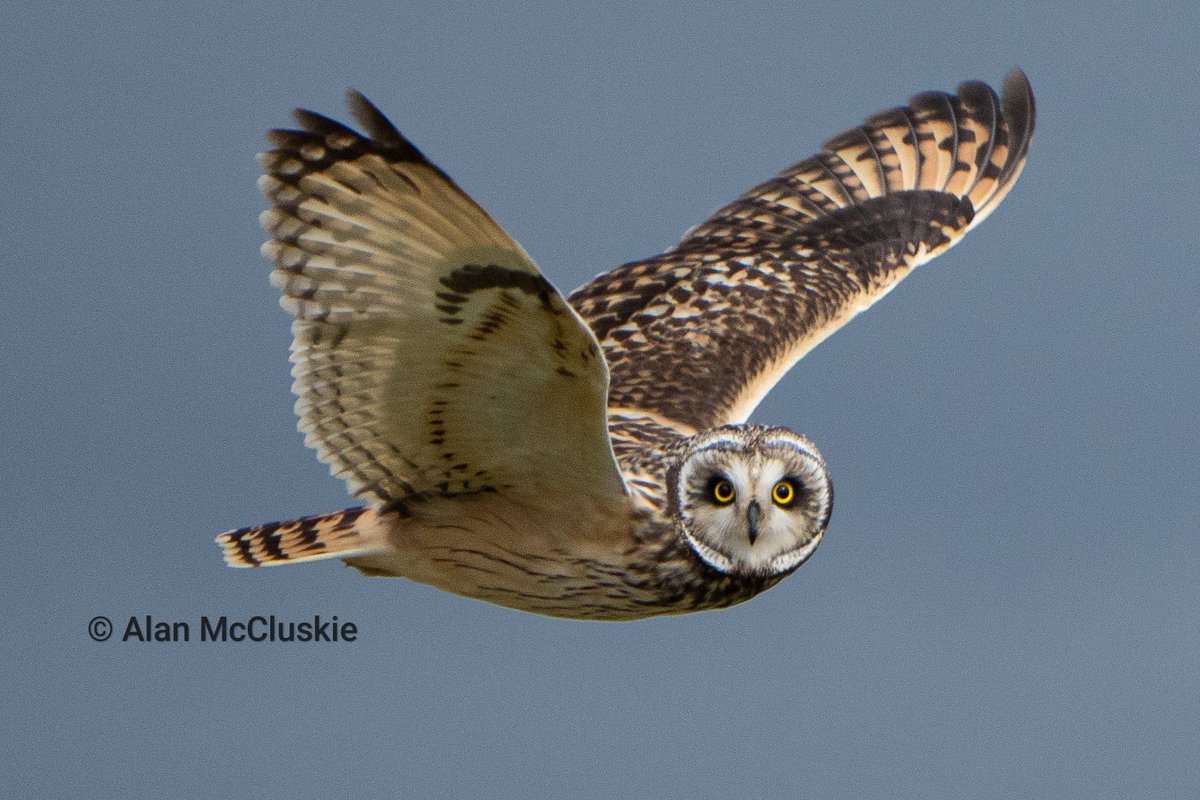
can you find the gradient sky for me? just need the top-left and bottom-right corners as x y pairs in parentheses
(4, 2), (1199, 798)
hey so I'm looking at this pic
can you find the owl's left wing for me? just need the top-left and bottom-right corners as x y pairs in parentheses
(258, 93), (625, 510)
(570, 70), (1034, 433)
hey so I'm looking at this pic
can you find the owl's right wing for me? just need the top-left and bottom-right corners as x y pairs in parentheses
(258, 93), (625, 510)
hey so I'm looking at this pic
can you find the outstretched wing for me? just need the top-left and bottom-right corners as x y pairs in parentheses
(570, 69), (1035, 432)
(259, 92), (624, 509)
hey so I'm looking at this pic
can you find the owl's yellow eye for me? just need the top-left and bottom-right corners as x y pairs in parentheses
(772, 480), (795, 506)
(712, 479), (735, 505)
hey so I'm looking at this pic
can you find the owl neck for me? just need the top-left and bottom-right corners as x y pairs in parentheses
(627, 518), (790, 613)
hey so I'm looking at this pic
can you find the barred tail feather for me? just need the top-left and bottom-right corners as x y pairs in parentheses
(216, 507), (380, 567)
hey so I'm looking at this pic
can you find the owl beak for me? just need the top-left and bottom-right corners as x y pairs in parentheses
(746, 500), (761, 545)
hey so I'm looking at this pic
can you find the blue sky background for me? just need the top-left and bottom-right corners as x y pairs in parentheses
(4, 2), (1198, 797)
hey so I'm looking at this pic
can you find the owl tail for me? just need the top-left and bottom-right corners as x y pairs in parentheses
(216, 507), (380, 567)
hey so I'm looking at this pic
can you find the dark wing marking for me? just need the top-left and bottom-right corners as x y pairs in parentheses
(570, 69), (1034, 432)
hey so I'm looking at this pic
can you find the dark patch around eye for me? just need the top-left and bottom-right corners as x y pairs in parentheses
(785, 475), (808, 492)
(794, 477), (828, 515)
(772, 475), (812, 509)
(704, 474), (735, 505)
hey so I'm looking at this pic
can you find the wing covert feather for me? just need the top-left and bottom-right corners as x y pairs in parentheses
(570, 70), (1034, 432)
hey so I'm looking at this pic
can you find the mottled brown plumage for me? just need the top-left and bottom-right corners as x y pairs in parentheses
(570, 70), (1033, 430)
(217, 70), (1035, 620)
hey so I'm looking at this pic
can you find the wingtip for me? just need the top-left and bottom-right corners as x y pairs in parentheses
(344, 88), (385, 134)
(289, 105), (357, 138)
(1001, 67), (1036, 142)
(1002, 67), (1032, 100)
(344, 89), (429, 163)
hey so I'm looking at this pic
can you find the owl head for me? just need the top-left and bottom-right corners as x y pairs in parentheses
(674, 425), (832, 577)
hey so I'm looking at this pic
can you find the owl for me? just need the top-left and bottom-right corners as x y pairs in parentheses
(217, 70), (1034, 620)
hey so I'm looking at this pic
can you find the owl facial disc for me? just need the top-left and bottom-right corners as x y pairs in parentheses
(675, 426), (832, 577)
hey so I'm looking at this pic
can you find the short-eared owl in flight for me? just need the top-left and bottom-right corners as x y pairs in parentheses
(218, 70), (1034, 620)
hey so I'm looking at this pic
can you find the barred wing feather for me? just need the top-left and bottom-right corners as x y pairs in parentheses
(258, 93), (625, 508)
(569, 70), (1034, 432)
